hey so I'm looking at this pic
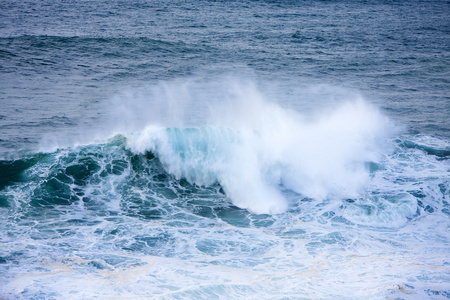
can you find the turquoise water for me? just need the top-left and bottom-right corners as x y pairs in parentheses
(1, 1), (449, 299)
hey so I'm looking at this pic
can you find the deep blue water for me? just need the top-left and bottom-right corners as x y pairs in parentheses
(1, 1), (449, 299)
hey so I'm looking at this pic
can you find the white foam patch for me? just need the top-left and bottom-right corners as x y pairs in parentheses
(2, 229), (449, 299)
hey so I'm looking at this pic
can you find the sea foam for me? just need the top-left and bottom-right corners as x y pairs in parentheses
(124, 78), (394, 214)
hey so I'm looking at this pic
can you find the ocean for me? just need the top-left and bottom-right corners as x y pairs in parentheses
(1, 0), (449, 299)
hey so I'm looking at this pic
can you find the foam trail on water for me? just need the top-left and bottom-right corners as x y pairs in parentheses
(125, 78), (394, 214)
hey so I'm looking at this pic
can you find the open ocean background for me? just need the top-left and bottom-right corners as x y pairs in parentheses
(1, 0), (449, 299)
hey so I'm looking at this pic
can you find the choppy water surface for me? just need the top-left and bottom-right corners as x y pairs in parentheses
(1, 0), (449, 299)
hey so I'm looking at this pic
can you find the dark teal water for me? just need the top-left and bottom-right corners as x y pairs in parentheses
(1, 1), (449, 299)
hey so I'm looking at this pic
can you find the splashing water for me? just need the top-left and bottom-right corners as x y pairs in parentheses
(124, 79), (395, 214)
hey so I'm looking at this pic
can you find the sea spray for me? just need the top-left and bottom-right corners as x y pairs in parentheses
(125, 79), (395, 213)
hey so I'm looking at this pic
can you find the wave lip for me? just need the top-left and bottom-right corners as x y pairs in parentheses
(127, 94), (393, 214)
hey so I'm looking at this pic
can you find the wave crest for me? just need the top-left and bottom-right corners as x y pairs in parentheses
(126, 82), (394, 214)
